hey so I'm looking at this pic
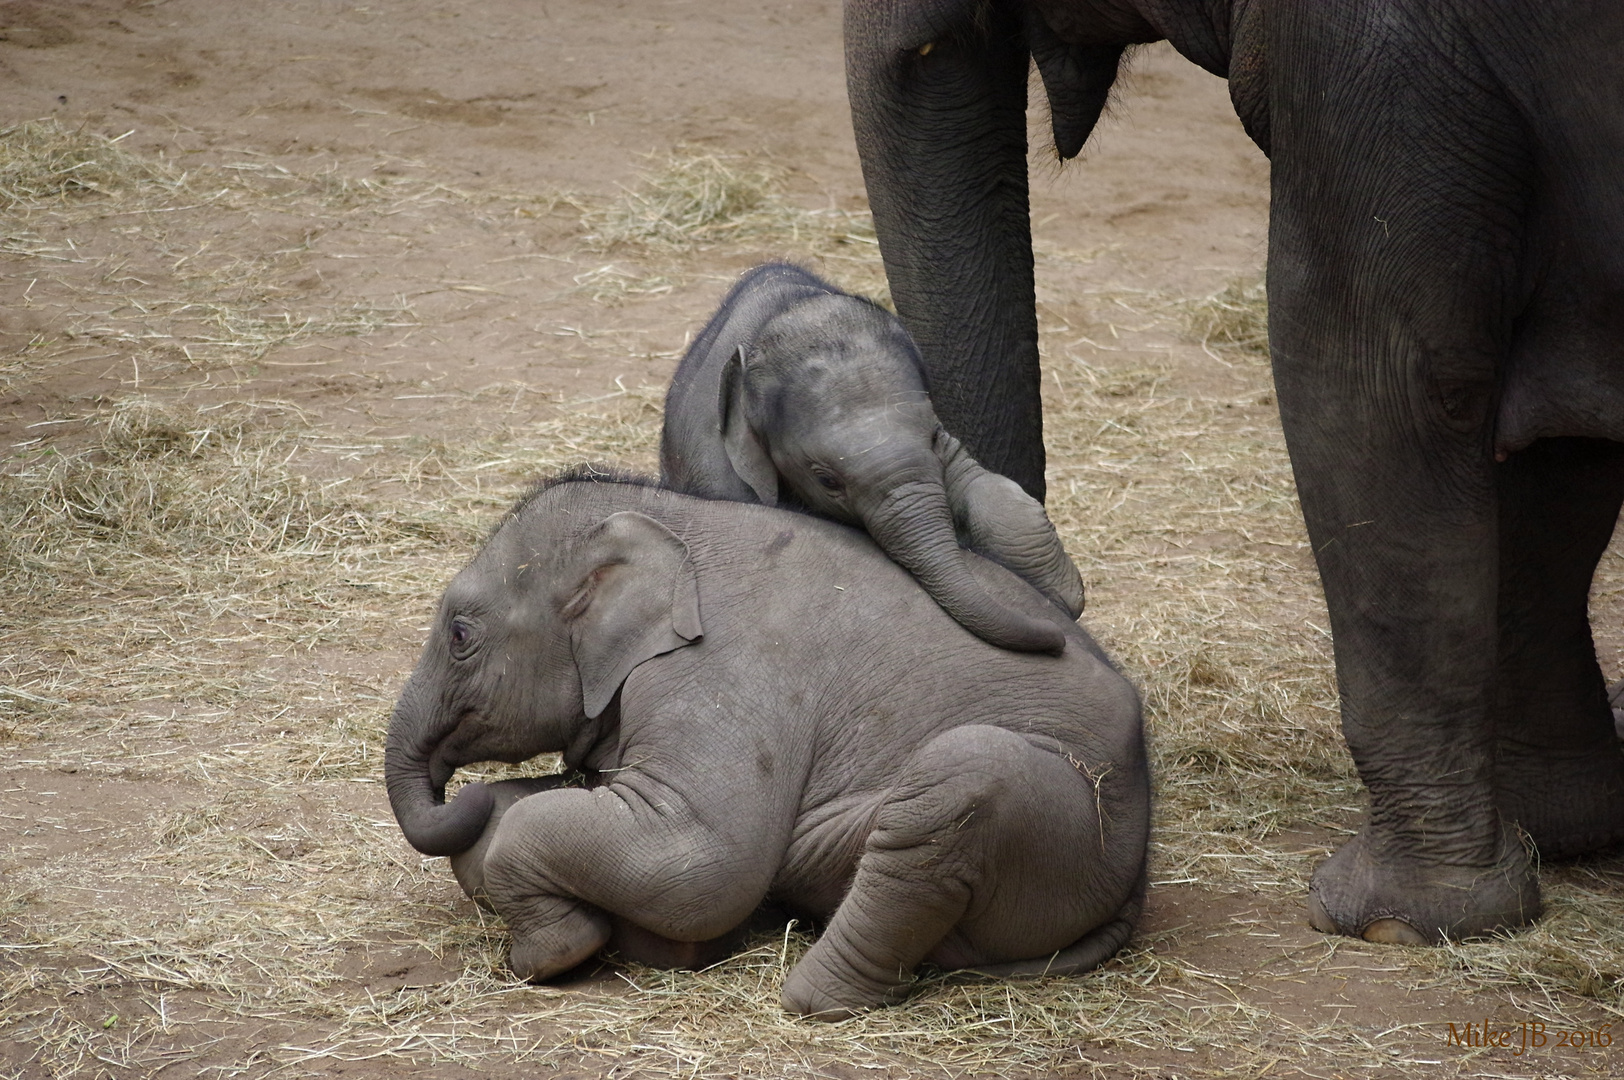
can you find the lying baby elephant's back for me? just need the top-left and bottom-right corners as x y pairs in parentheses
(617, 481), (1143, 778)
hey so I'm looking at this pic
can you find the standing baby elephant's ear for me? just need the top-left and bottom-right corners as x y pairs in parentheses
(563, 511), (703, 718)
(720, 346), (779, 506)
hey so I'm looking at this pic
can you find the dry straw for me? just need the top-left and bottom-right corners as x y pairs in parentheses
(3, 127), (1622, 1080)
(1185, 277), (1270, 359)
(580, 148), (892, 306)
(0, 119), (182, 207)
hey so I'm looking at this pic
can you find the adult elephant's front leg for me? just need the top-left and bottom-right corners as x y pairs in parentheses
(1277, 329), (1539, 943)
(1270, 7), (1545, 943)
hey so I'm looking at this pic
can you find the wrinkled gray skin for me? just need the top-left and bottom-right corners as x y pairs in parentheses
(660, 262), (1084, 656)
(385, 472), (1147, 1018)
(846, 0), (1624, 945)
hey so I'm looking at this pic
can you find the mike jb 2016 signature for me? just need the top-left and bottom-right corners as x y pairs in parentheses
(1445, 1020), (1612, 1055)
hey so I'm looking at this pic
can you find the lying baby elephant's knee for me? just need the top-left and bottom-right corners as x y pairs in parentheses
(868, 725), (1044, 855)
(448, 776), (575, 909)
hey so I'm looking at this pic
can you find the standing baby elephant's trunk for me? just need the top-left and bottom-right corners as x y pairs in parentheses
(385, 679), (495, 857)
(862, 481), (1066, 655)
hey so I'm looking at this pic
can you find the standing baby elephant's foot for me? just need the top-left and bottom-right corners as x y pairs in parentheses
(1307, 824), (1539, 944)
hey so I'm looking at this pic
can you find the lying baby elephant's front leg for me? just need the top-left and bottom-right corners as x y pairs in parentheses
(477, 781), (777, 983)
(440, 777), (614, 980)
(448, 776), (577, 910)
(449, 775), (724, 971)
(783, 725), (1138, 1020)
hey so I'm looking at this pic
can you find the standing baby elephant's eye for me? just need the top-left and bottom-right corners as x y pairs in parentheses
(448, 618), (476, 655)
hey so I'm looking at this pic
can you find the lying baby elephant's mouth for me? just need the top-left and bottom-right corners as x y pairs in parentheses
(425, 709), (488, 796)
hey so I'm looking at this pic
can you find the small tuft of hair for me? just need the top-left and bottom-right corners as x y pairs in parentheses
(494, 463), (662, 537)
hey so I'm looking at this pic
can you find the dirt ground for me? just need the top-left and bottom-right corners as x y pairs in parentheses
(2, 2), (1622, 1078)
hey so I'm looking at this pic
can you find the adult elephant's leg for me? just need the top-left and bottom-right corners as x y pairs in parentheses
(1492, 437), (1624, 856)
(844, 2), (1126, 502)
(845, 0), (1044, 497)
(1279, 326), (1541, 942)
(1270, 7), (1539, 943)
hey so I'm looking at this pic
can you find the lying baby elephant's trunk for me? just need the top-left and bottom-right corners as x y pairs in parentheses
(385, 686), (495, 857)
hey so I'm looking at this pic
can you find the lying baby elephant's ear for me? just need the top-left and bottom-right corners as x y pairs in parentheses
(563, 511), (703, 719)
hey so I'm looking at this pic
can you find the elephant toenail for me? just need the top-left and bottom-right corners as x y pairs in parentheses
(1362, 918), (1428, 945)
(1306, 892), (1338, 934)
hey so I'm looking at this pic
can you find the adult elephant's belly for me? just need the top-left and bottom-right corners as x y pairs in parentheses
(1496, 284), (1624, 454)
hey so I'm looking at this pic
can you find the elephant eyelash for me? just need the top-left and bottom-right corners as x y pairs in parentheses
(561, 567), (609, 620)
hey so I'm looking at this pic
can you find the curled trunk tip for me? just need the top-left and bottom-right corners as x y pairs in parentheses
(865, 481), (1066, 656)
(389, 778), (495, 857)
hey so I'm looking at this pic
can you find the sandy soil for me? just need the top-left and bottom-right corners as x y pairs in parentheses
(2, 3), (1622, 1079)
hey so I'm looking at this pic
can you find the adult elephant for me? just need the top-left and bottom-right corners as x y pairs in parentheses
(845, 0), (1624, 944)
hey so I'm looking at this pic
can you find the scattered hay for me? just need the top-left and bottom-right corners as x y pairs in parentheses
(187, 299), (419, 361)
(585, 150), (776, 248)
(0, 119), (182, 208)
(4, 127), (1622, 1076)
(570, 263), (677, 305)
(0, 124), (442, 395)
(582, 148), (877, 259)
(1185, 276), (1269, 358)
(0, 397), (437, 584)
(1424, 871), (1624, 1003)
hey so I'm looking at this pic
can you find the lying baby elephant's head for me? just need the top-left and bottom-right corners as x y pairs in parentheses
(384, 482), (702, 858)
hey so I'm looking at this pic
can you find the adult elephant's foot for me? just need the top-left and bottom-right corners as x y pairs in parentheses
(1307, 825), (1540, 944)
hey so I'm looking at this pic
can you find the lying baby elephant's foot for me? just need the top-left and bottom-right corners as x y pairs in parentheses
(506, 902), (613, 982)
(780, 942), (912, 1021)
(1307, 824), (1540, 944)
(608, 917), (748, 970)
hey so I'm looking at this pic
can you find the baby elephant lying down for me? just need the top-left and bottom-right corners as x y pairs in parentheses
(385, 469), (1148, 1018)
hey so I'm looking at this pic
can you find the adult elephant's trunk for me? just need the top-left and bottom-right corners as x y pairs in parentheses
(863, 480), (1066, 655)
(846, 1), (1040, 498)
(385, 677), (494, 857)
(844, 1), (1124, 501)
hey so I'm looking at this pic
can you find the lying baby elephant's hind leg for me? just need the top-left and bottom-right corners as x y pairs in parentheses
(782, 725), (1134, 1020)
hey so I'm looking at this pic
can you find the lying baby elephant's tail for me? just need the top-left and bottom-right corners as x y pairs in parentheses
(969, 863), (1146, 979)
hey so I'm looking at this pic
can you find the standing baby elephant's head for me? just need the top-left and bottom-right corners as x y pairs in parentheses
(384, 489), (702, 857)
(718, 293), (1079, 654)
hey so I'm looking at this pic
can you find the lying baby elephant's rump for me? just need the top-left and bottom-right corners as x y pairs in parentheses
(384, 467), (1148, 1018)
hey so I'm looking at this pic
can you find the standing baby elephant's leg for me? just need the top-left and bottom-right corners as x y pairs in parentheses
(782, 725), (1138, 1020)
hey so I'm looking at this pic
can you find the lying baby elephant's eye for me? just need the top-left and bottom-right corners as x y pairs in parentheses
(814, 470), (843, 492)
(449, 619), (474, 651)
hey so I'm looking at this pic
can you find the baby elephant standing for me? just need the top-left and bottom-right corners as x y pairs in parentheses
(661, 263), (1084, 655)
(385, 471), (1147, 1018)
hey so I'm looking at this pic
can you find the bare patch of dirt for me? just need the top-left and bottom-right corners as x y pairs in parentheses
(3, 3), (1622, 1079)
